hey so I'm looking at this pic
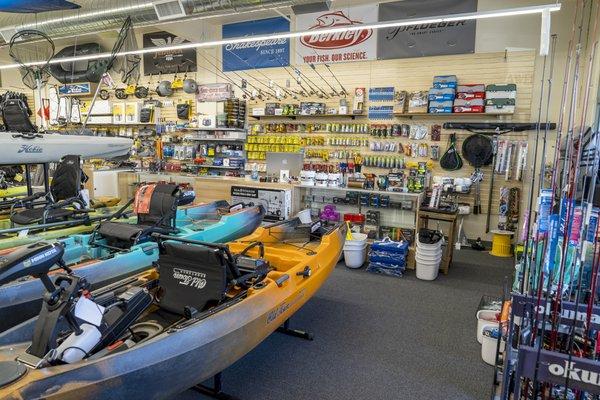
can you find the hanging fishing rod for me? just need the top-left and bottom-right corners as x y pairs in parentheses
(194, 60), (254, 99)
(198, 51), (279, 99)
(323, 63), (348, 96)
(309, 63), (340, 97)
(291, 48), (332, 98)
(267, 52), (311, 98)
(216, 49), (294, 98)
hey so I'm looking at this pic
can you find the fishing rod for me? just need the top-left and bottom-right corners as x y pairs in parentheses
(559, 5), (599, 395)
(516, 3), (583, 396)
(194, 61), (255, 100)
(291, 48), (331, 98)
(267, 52), (311, 98)
(308, 63), (340, 97)
(518, 37), (548, 295)
(197, 52), (278, 99)
(216, 49), (293, 98)
(323, 63), (348, 96)
(549, 0), (588, 351)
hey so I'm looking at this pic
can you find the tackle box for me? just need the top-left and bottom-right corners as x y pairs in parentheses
(456, 92), (485, 100)
(453, 98), (485, 113)
(428, 87), (456, 101)
(485, 84), (517, 99)
(428, 100), (453, 113)
(432, 75), (458, 89)
(457, 84), (485, 93)
(485, 98), (515, 114)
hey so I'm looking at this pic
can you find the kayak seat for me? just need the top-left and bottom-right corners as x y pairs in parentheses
(158, 241), (228, 315)
(10, 155), (88, 226)
(95, 183), (181, 249)
(97, 221), (172, 249)
(10, 207), (74, 225)
(1, 98), (36, 133)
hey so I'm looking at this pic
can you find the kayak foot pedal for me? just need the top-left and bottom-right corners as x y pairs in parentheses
(276, 319), (314, 341)
(193, 372), (241, 400)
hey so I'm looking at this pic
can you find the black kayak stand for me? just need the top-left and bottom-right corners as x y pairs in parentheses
(193, 372), (241, 400)
(277, 318), (314, 341)
(192, 318), (313, 399)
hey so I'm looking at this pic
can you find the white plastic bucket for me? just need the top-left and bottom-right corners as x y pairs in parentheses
(481, 327), (505, 365)
(476, 310), (499, 344)
(416, 257), (440, 280)
(416, 238), (443, 251)
(416, 247), (443, 258)
(344, 242), (368, 268)
(346, 232), (367, 244)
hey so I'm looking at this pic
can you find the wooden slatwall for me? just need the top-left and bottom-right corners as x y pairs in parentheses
(234, 50), (536, 222)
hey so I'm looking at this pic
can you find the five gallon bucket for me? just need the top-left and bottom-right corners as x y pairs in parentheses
(476, 310), (498, 344)
(344, 233), (368, 269)
(416, 230), (443, 280)
(481, 326), (504, 365)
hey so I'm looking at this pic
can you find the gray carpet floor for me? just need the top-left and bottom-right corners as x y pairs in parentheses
(175, 248), (513, 400)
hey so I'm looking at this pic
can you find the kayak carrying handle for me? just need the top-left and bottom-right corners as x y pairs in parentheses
(275, 274), (289, 287)
(12, 133), (43, 139)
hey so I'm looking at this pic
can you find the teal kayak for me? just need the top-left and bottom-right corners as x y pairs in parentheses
(0, 200), (265, 331)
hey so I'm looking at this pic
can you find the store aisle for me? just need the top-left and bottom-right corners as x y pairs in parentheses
(177, 249), (512, 400)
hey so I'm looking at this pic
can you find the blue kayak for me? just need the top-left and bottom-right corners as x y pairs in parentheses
(0, 200), (265, 331)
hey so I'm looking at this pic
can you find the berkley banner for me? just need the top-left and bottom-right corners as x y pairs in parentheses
(222, 17), (290, 71)
(377, 0), (476, 59)
(295, 5), (378, 65)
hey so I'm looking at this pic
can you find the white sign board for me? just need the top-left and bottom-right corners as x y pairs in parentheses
(295, 5), (378, 65)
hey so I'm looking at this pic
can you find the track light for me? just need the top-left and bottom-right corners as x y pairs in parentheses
(0, 3), (561, 71)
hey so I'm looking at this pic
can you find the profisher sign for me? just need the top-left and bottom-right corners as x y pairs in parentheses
(295, 5), (378, 65)
(222, 17), (290, 71)
(377, 0), (476, 59)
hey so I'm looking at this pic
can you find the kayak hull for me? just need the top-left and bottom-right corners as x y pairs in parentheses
(0, 203), (265, 332)
(0, 223), (344, 400)
(1, 132), (133, 164)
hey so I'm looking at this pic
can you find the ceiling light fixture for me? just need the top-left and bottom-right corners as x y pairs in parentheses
(0, 3), (561, 71)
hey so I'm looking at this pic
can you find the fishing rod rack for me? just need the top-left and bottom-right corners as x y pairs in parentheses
(497, 294), (600, 398)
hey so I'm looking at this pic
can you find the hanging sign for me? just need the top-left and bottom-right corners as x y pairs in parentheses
(197, 83), (233, 102)
(295, 5), (378, 65)
(222, 17), (290, 71)
(143, 31), (197, 75)
(377, 0), (476, 60)
(58, 83), (92, 96)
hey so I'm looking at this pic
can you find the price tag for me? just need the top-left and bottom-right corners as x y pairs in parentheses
(18, 229), (29, 238)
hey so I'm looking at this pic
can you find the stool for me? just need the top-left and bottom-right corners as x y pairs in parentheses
(490, 230), (513, 257)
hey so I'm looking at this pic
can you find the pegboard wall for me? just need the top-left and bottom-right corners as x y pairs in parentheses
(241, 50), (537, 219)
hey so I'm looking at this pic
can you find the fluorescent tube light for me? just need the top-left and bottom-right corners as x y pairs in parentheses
(0, 3), (561, 71)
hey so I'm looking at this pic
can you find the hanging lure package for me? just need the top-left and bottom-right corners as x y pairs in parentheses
(430, 124), (442, 141)
(430, 145), (440, 161)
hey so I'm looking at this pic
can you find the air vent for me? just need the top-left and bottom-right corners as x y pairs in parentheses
(153, 0), (188, 21)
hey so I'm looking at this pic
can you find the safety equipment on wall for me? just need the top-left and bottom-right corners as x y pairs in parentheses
(134, 86), (149, 99)
(156, 80), (173, 97)
(114, 89), (128, 100)
(183, 78), (198, 94)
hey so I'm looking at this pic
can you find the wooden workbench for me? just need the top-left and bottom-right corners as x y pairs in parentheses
(416, 209), (458, 275)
